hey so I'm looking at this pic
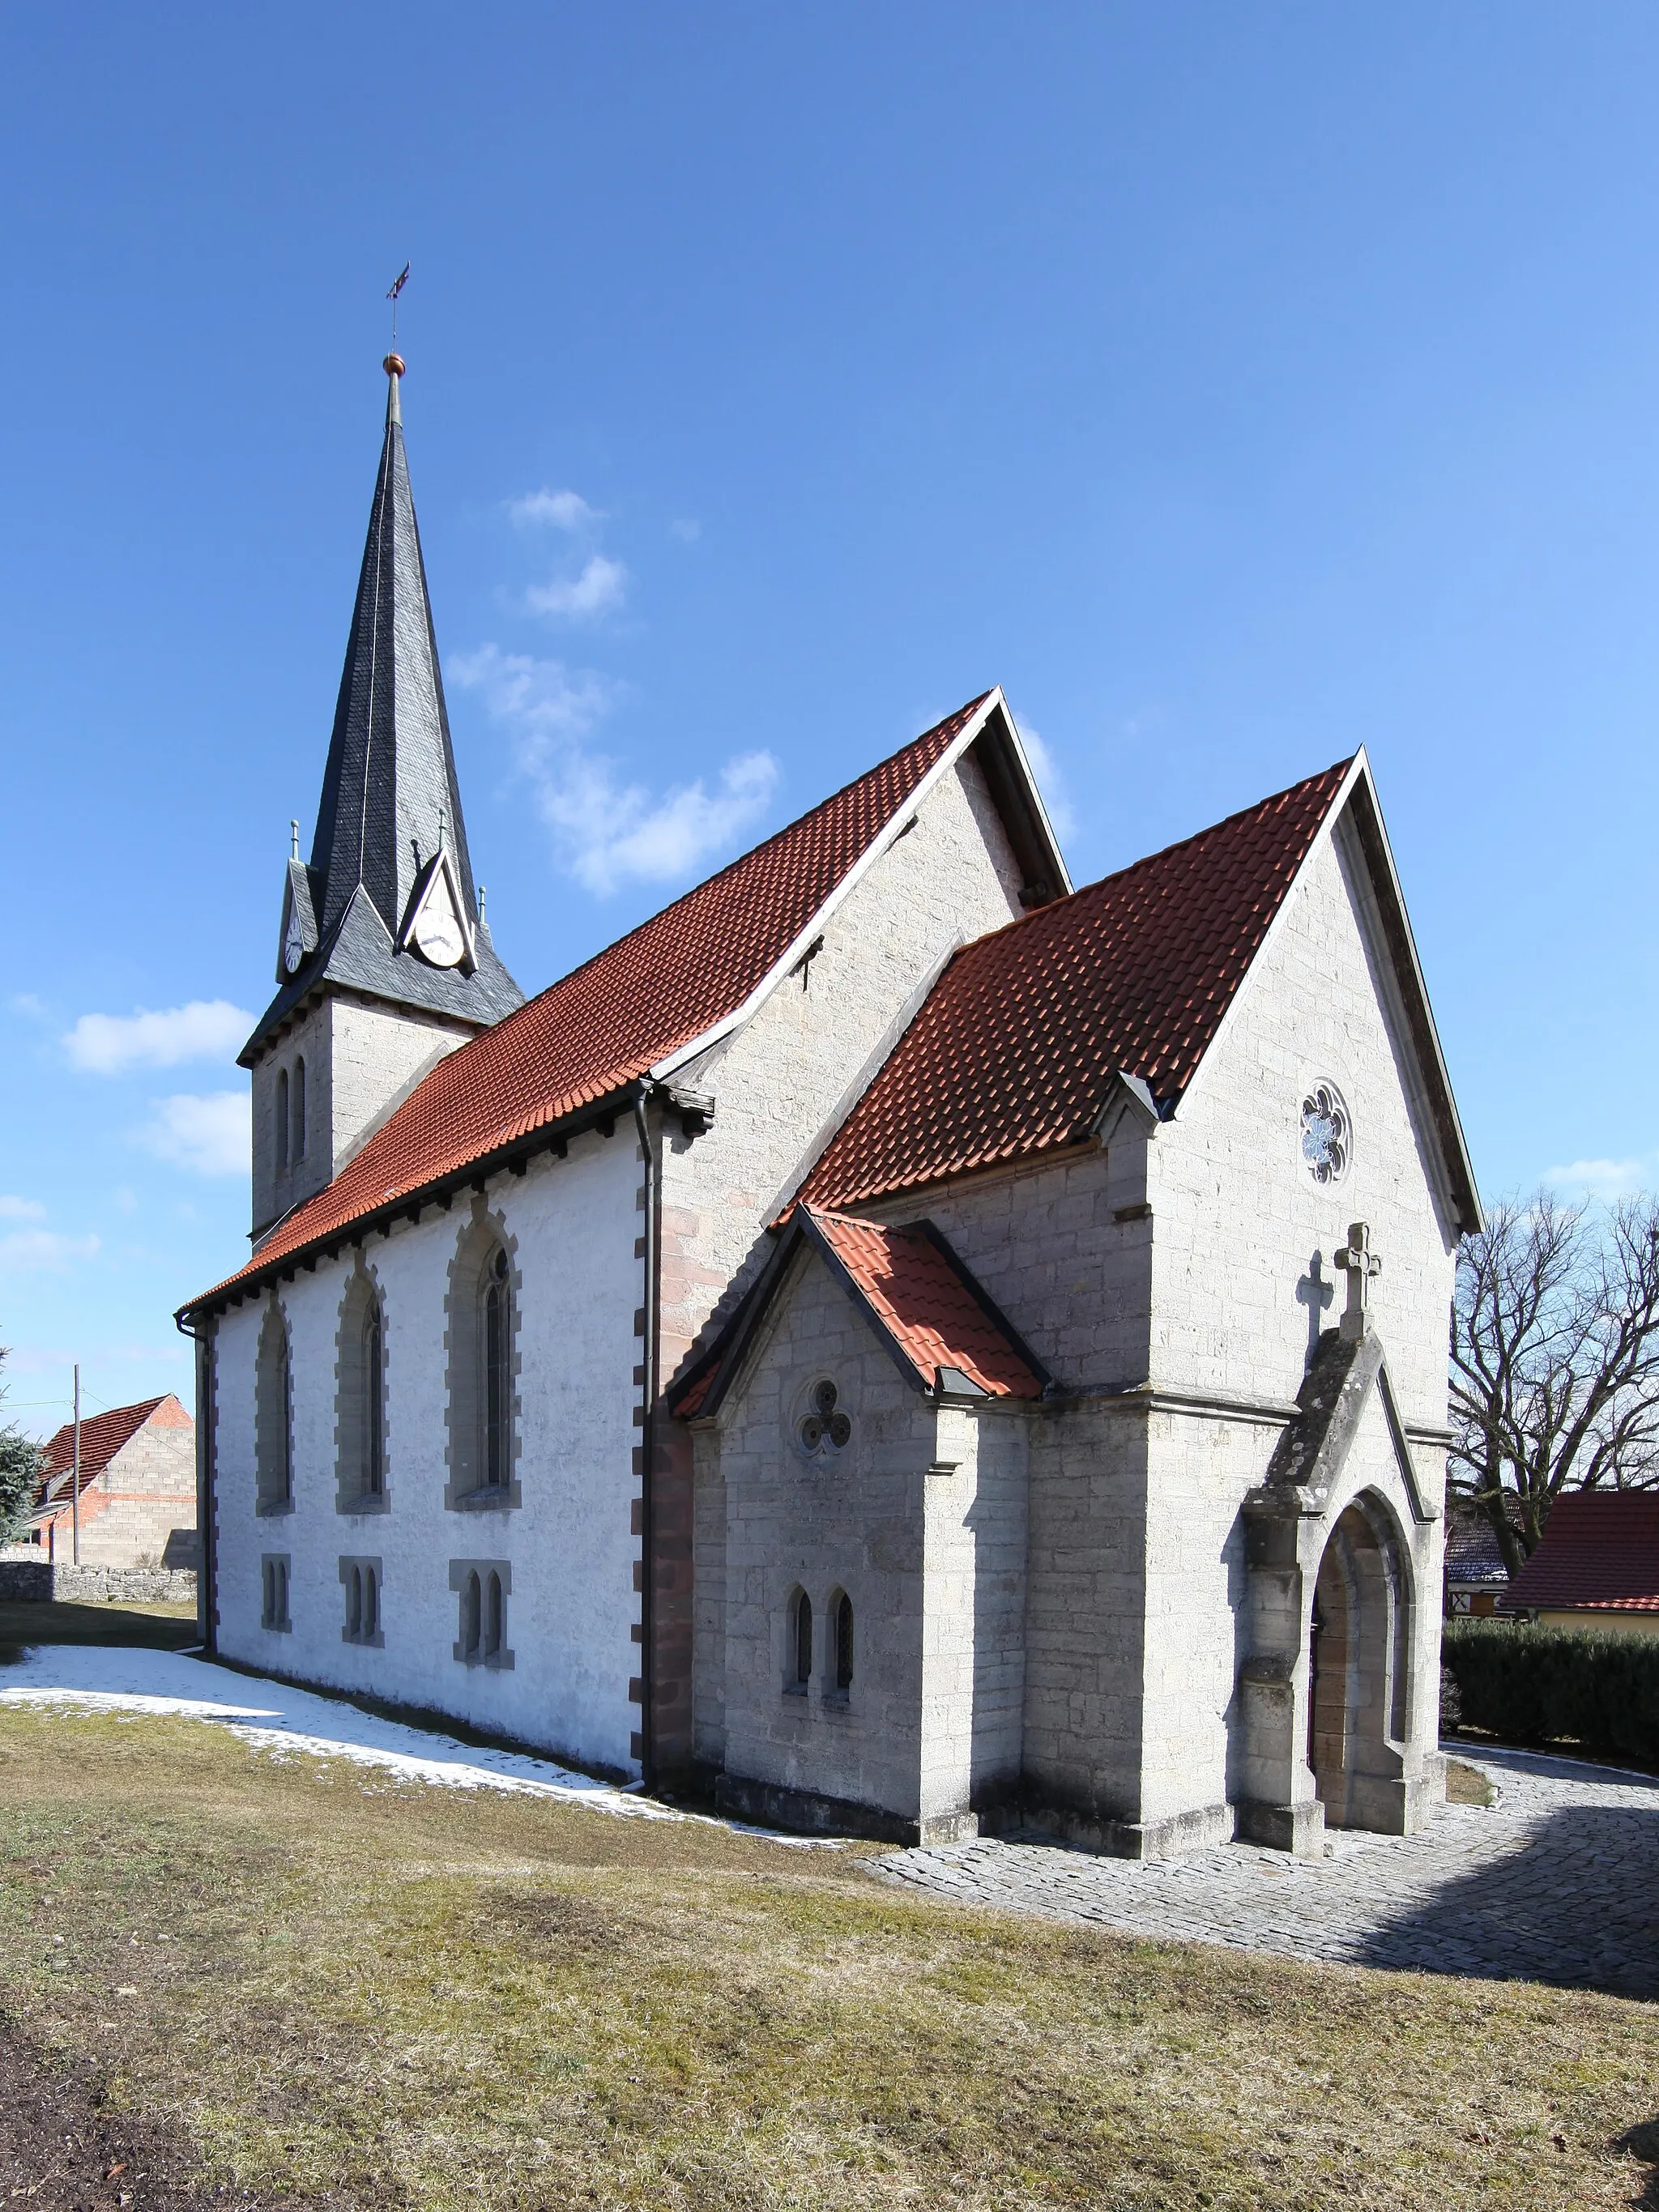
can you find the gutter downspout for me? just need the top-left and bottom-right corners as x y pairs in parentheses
(175, 1309), (215, 1653)
(632, 1086), (660, 1789)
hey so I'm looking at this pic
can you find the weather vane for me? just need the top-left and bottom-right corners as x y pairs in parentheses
(386, 262), (411, 352)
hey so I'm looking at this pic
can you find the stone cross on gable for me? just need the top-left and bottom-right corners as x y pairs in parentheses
(1335, 1221), (1382, 1341)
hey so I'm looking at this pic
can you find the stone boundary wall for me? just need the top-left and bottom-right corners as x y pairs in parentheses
(0, 1562), (198, 1605)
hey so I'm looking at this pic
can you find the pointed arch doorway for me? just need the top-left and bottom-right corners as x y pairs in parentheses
(1307, 1492), (1413, 1832)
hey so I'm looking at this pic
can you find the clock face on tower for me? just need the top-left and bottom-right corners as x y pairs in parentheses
(412, 871), (467, 968)
(283, 906), (305, 975)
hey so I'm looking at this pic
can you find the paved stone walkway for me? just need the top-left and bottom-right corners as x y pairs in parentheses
(873, 1747), (1659, 1998)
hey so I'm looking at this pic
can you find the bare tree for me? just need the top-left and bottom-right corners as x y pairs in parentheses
(1450, 1191), (1659, 1571)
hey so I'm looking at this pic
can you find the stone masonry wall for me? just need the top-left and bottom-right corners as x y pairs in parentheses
(252, 994), (473, 1235)
(697, 1247), (940, 1825)
(1133, 802), (1460, 1835)
(656, 747), (1028, 1775)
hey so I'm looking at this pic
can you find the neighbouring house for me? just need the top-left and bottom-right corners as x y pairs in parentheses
(177, 352), (1481, 1860)
(24, 1395), (198, 1570)
(1444, 1501), (1514, 1617)
(1502, 1492), (1659, 1638)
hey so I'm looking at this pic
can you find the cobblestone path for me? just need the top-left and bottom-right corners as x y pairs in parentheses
(873, 1747), (1659, 1997)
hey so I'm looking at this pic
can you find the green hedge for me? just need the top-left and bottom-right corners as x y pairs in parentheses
(1442, 1617), (1659, 1765)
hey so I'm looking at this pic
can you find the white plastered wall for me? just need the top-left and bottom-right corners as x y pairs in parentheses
(213, 1123), (643, 1775)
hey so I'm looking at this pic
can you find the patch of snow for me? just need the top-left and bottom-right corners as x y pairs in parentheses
(0, 1645), (682, 1818)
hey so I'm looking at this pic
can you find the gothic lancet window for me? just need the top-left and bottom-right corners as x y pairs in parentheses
(293, 1056), (307, 1162)
(787, 1588), (812, 1694)
(275, 1069), (289, 1175)
(364, 1303), (384, 1493)
(833, 1591), (854, 1694)
(255, 1302), (293, 1514)
(336, 1272), (387, 1511)
(444, 1221), (519, 1510)
(484, 1250), (510, 1490)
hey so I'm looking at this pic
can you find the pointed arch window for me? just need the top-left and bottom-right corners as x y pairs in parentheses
(484, 1249), (510, 1490)
(786, 1588), (812, 1695)
(275, 1069), (289, 1175)
(292, 1056), (307, 1162)
(451, 1558), (513, 1669)
(255, 1303), (293, 1515)
(336, 1273), (388, 1513)
(833, 1591), (854, 1696)
(445, 1223), (520, 1511)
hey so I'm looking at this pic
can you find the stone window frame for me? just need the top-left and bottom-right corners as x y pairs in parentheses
(260, 1553), (292, 1633)
(450, 1557), (514, 1670)
(826, 1585), (855, 1705)
(339, 1554), (384, 1647)
(783, 1584), (812, 1698)
(254, 1298), (295, 1517)
(335, 1262), (390, 1515)
(442, 1204), (523, 1513)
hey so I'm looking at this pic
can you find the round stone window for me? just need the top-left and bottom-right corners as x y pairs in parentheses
(1300, 1080), (1352, 1187)
(796, 1378), (852, 1461)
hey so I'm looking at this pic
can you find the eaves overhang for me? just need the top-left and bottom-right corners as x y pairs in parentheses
(176, 1074), (706, 1327)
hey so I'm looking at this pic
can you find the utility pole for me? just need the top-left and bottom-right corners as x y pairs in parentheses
(70, 1364), (81, 1568)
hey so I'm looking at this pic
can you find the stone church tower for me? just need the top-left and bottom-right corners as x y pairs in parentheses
(241, 356), (522, 1244)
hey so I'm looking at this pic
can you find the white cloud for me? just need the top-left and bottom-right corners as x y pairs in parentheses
(0, 1196), (47, 1221)
(1010, 715), (1077, 842)
(510, 488), (601, 531)
(541, 750), (780, 897)
(0, 1229), (100, 1274)
(1544, 1155), (1649, 1196)
(527, 553), (629, 623)
(450, 645), (616, 746)
(64, 999), (253, 1075)
(454, 644), (778, 896)
(137, 1092), (250, 1177)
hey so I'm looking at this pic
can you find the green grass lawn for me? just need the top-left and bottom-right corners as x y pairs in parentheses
(0, 1597), (199, 1657)
(0, 1708), (1653, 2210)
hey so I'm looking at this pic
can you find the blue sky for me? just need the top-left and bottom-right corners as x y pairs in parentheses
(1, 5), (1655, 1435)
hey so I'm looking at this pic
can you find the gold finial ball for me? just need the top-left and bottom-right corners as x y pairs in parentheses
(383, 352), (406, 377)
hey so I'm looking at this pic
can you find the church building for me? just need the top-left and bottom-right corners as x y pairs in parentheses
(181, 356), (1481, 1859)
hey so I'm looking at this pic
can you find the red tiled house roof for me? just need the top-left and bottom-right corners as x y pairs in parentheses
(805, 1209), (1046, 1399)
(797, 759), (1354, 1212)
(188, 695), (996, 1311)
(36, 1394), (181, 1510)
(1504, 1492), (1659, 1614)
(672, 1204), (1047, 1417)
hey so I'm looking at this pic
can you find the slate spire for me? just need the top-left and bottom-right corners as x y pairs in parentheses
(244, 357), (522, 1065)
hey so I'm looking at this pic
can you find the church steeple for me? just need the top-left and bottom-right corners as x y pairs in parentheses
(245, 355), (522, 1065)
(242, 356), (522, 1238)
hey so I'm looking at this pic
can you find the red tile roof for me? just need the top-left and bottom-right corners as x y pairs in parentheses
(1504, 1492), (1659, 1614)
(190, 697), (991, 1310)
(797, 757), (1353, 1211)
(671, 1204), (1047, 1417)
(36, 1394), (185, 1507)
(806, 1208), (1045, 1399)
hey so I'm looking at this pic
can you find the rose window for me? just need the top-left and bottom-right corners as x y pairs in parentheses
(798, 1379), (851, 1459)
(1300, 1083), (1351, 1186)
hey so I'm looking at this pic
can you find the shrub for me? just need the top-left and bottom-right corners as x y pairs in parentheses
(1442, 1617), (1659, 1765)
